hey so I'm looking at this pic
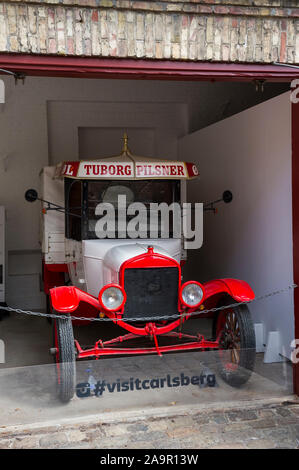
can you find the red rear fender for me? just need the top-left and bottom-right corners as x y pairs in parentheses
(203, 278), (255, 303)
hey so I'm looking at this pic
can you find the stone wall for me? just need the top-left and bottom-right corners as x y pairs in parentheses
(0, 0), (298, 63)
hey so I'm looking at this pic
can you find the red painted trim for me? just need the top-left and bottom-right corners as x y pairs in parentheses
(98, 283), (126, 313)
(119, 248), (181, 286)
(44, 263), (68, 273)
(120, 247), (180, 270)
(113, 317), (182, 336)
(292, 101), (299, 396)
(0, 54), (298, 82)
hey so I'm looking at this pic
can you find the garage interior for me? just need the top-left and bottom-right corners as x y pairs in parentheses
(0, 73), (296, 421)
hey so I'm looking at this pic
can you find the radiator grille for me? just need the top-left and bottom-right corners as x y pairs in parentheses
(123, 267), (179, 320)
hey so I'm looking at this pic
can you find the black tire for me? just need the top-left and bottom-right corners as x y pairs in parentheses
(53, 313), (76, 403)
(214, 301), (256, 387)
(46, 295), (52, 325)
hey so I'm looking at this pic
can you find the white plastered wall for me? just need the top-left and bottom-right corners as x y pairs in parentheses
(178, 92), (294, 358)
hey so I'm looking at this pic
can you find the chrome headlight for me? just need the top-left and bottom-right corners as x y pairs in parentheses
(181, 282), (204, 308)
(99, 285), (125, 311)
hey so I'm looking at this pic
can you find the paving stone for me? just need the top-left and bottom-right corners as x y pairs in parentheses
(168, 415), (195, 428)
(291, 424), (299, 438)
(78, 423), (100, 432)
(209, 442), (247, 449)
(93, 438), (119, 449)
(249, 418), (277, 429)
(126, 422), (149, 432)
(209, 412), (228, 424)
(84, 428), (106, 442)
(39, 432), (68, 448)
(95, 437), (131, 449)
(220, 429), (259, 443)
(128, 441), (155, 449)
(133, 431), (166, 442)
(246, 438), (277, 449)
(197, 423), (225, 434)
(261, 427), (298, 448)
(257, 409), (275, 419)
(227, 409), (258, 422)
(0, 439), (12, 449)
(12, 436), (39, 449)
(153, 439), (191, 449)
(148, 419), (170, 432)
(275, 407), (295, 418)
(166, 426), (198, 438)
(102, 423), (129, 437)
(275, 415), (298, 426)
(192, 413), (210, 425)
(66, 429), (88, 442)
(223, 422), (251, 432)
(62, 442), (93, 449)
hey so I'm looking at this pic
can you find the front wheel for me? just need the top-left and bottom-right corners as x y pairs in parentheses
(53, 313), (76, 403)
(214, 302), (256, 387)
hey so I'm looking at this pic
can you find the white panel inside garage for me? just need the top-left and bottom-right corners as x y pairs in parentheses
(178, 92), (294, 358)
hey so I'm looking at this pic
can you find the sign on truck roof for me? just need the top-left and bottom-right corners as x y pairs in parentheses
(55, 134), (199, 181)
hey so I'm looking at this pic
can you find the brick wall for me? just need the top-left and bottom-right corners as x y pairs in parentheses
(0, 0), (298, 63)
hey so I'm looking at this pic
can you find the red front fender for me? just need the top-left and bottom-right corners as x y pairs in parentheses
(50, 286), (101, 313)
(203, 278), (255, 303)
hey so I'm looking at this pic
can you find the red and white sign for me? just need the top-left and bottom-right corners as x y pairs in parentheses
(59, 160), (199, 180)
(78, 162), (134, 178)
(135, 162), (187, 178)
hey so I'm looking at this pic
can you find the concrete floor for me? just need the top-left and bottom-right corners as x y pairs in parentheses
(0, 312), (294, 428)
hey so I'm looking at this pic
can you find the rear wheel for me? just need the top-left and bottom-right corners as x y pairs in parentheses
(214, 302), (256, 387)
(53, 313), (76, 403)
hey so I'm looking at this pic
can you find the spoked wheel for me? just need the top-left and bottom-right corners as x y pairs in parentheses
(214, 302), (256, 387)
(53, 312), (76, 403)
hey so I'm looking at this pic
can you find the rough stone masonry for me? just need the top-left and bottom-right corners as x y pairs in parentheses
(0, 0), (298, 64)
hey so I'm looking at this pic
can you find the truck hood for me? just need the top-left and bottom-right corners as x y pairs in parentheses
(83, 238), (181, 270)
(103, 243), (176, 273)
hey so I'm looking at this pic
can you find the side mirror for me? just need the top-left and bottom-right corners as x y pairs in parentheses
(25, 189), (38, 202)
(222, 190), (233, 204)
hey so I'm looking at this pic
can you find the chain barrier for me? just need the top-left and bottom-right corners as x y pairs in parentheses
(0, 284), (296, 323)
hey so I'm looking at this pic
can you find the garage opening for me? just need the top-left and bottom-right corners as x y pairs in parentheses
(0, 69), (296, 423)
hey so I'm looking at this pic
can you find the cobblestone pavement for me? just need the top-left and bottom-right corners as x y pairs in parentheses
(0, 400), (298, 449)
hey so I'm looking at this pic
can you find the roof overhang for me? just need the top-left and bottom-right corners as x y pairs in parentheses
(0, 54), (298, 82)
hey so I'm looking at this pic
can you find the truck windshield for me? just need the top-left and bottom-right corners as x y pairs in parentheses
(86, 180), (180, 239)
(65, 178), (180, 240)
